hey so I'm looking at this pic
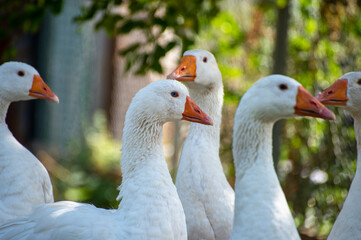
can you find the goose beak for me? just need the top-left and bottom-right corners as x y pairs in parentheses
(294, 86), (335, 120)
(316, 78), (348, 106)
(167, 55), (197, 81)
(29, 75), (59, 103)
(182, 96), (213, 125)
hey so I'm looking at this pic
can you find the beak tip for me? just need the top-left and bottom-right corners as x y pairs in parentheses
(323, 109), (336, 120)
(53, 95), (60, 104)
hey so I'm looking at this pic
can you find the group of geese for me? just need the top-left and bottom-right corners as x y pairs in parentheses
(0, 49), (359, 240)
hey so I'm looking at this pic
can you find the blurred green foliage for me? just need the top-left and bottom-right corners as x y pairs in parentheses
(75, 0), (220, 74)
(0, 0), (63, 60)
(50, 111), (122, 209)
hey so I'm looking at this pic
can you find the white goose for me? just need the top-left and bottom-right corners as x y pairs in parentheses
(0, 62), (59, 224)
(168, 49), (234, 240)
(0, 79), (213, 240)
(230, 75), (335, 240)
(317, 72), (361, 240)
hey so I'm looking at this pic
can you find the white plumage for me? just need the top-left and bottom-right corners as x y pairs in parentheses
(0, 79), (213, 240)
(230, 75), (334, 240)
(0, 62), (58, 224)
(168, 49), (234, 240)
(317, 72), (361, 240)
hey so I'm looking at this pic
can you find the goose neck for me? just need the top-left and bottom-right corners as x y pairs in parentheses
(116, 114), (182, 226)
(120, 116), (164, 178)
(188, 83), (223, 139)
(0, 99), (10, 124)
(232, 113), (274, 178)
(353, 116), (361, 171)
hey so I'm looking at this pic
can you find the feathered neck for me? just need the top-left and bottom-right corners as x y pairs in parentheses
(187, 82), (223, 143)
(115, 105), (186, 239)
(0, 99), (10, 125)
(117, 109), (168, 204)
(232, 107), (274, 179)
(120, 112), (164, 179)
(231, 104), (301, 240)
(353, 115), (361, 172)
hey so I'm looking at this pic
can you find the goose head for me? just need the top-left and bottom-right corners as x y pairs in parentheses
(317, 72), (361, 115)
(240, 75), (335, 122)
(167, 49), (222, 88)
(0, 62), (59, 103)
(129, 80), (213, 125)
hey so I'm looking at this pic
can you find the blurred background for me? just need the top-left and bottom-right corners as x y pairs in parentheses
(1, 0), (361, 239)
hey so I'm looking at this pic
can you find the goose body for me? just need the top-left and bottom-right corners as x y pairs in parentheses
(0, 79), (212, 240)
(230, 75), (335, 240)
(317, 72), (361, 240)
(0, 62), (58, 224)
(168, 50), (234, 240)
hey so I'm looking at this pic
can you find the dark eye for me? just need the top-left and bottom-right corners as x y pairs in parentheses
(17, 71), (25, 77)
(279, 84), (288, 91)
(171, 91), (179, 97)
(357, 78), (361, 85)
(202, 57), (207, 63)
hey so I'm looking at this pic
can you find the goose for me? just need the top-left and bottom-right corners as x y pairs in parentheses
(230, 75), (335, 240)
(0, 79), (213, 240)
(316, 72), (361, 240)
(167, 49), (234, 240)
(0, 62), (59, 224)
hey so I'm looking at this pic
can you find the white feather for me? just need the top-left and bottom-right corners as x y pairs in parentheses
(174, 50), (234, 240)
(326, 72), (361, 240)
(230, 75), (302, 240)
(0, 80), (189, 240)
(0, 62), (54, 224)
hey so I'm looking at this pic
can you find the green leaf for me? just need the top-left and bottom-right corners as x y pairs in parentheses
(94, 13), (123, 35)
(164, 41), (177, 52)
(117, 20), (147, 33)
(118, 43), (141, 56)
(152, 59), (163, 73)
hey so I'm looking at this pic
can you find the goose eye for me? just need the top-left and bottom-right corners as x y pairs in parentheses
(17, 71), (25, 77)
(171, 91), (179, 97)
(357, 78), (361, 85)
(202, 57), (207, 63)
(279, 84), (288, 91)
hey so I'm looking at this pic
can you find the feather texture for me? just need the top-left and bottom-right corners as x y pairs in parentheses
(230, 75), (308, 240)
(321, 72), (361, 240)
(171, 50), (234, 240)
(0, 80), (192, 240)
(0, 62), (54, 224)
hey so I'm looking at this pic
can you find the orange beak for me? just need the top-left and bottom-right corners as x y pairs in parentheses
(316, 78), (348, 106)
(167, 55), (197, 81)
(29, 75), (59, 103)
(294, 86), (335, 120)
(182, 96), (213, 125)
